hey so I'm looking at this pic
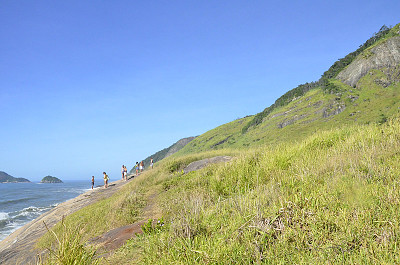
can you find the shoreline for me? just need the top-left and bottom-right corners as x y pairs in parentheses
(0, 175), (135, 265)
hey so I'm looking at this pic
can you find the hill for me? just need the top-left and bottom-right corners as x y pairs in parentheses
(0, 171), (30, 183)
(40, 176), (63, 183)
(130, 136), (195, 172)
(176, 23), (400, 155)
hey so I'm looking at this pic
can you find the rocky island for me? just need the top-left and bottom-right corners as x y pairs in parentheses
(40, 175), (63, 183)
(0, 171), (30, 183)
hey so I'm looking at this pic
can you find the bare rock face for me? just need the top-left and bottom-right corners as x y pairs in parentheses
(337, 36), (400, 87)
(183, 156), (233, 174)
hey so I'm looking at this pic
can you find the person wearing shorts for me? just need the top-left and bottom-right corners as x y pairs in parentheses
(103, 172), (109, 188)
(123, 166), (127, 181)
(140, 161), (144, 172)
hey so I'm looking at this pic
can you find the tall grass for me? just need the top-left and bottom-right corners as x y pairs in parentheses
(37, 220), (100, 265)
(134, 118), (400, 264)
(38, 118), (400, 264)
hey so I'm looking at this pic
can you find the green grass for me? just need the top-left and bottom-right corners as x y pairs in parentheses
(133, 118), (400, 264)
(38, 116), (400, 264)
(37, 219), (100, 265)
(35, 26), (400, 264)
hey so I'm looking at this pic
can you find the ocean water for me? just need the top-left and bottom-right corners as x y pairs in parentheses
(0, 181), (91, 241)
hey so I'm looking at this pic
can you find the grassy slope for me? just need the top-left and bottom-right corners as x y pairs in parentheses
(115, 118), (400, 264)
(178, 71), (400, 155)
(176, 24), (400, 156)
(38, 118), (400, 264)
(37, 28), (400, 264)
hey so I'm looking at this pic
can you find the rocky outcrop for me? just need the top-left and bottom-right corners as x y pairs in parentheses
(337, 36), (400, 87)
(183, 156), (233, 174)
(277, 114), (308, 129)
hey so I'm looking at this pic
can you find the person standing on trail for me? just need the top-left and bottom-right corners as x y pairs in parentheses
(150, 158), (154, 169)
(135, 162), (139, 175)
(121, 165), (125, 180)
(103, 172), (109, 188)
(140, 161), (144, 172)
(124, 165), (128, 181)
(91, 176), (95, 189)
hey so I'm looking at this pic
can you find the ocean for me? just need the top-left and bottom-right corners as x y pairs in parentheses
(0, 181), (91, 241)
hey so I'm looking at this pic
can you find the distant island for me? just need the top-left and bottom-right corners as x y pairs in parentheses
(0, 171), (30, 183)
(40, 176), (63, 183)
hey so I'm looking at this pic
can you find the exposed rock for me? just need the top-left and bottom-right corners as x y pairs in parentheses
(211, 136), (231, 148)
(277, 114), (307, 129)
(312, 101), (323, 108)
(348, 95), (359, 102)
(269, 108), (295, 119)
(183, 156), (233, 174)
(323, 104), (346, 118)
(337, 36), (400, 87)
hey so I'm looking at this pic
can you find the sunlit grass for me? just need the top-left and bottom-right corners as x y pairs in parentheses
(38, 116), (400, 264)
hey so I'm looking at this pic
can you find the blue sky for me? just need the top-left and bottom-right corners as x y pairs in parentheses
(0, 1), (399, 181)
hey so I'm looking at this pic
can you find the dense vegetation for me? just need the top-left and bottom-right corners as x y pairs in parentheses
(40, 176), (63, 183)
(242, 25), (394, 133)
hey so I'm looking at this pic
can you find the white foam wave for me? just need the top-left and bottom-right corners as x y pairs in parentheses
(0, 212), (9, 221)
(15, 205), (53, 218)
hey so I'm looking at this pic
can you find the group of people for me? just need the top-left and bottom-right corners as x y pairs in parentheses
(90, 158), (155, 189)
(135, 161), (144, 175)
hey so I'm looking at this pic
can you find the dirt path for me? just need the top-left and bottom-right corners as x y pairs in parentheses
(0, 175), (136, 265)
(89, 190), (161, 256)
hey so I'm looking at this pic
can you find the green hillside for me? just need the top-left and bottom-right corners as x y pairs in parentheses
(36, 23), (400, 264)
(130, 136), (196, 172)
(176, 23), (400, 155)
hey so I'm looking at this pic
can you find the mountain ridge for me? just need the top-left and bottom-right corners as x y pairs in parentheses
(130, 136), (195, 172)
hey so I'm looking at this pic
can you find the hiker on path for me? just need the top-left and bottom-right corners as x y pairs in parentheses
(91, 176), (95, 189)
(121, 165), (125, 180)
(124, 165), (128, 181)
(150, 158), (154, 169)
(135, 162), (139, 175)
(103, 172), (109, 188)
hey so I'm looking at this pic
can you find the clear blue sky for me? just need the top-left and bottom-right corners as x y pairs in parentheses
(0, 1), (399, 181)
